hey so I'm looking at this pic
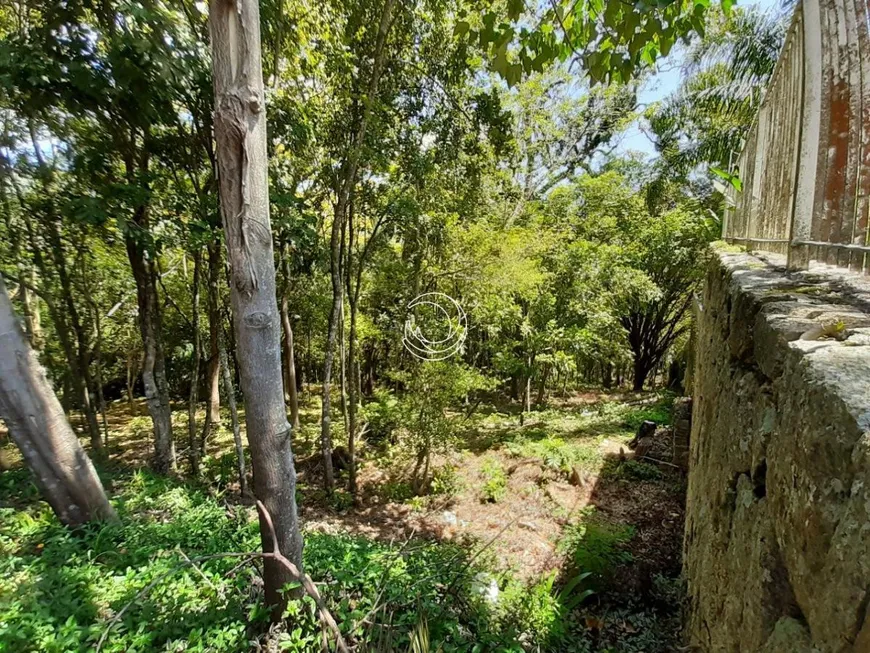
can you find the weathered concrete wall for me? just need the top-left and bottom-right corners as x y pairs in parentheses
(685, 248), (870, 653)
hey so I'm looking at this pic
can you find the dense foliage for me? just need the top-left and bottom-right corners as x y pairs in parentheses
(0, 0), (769, 648)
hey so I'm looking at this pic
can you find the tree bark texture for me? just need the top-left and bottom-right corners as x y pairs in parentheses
(0, 276), (116, 527)
(209, 0), (302, 617)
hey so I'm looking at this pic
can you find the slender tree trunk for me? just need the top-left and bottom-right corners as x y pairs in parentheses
(320, 0), (396, 493)
(126, 354), (136, 408)
(220, 343), (247, 496)
(126, 235), (175, 473)
(209, 0), (302, 618)
(0, 276), (116, 526)
(523, 355), (533, 414)
(81, 260), (110, 453)
(93, 316), (109, 452)
(281, 302), (300, 431)
(320, 211), (341, 492)
(27, 124), (102, 455)
(535, 364), (550, 406)
(347, 296), (359, 496)
(188, 249), (202, 476)
(120, 129), (174, 473)
(280, 247), (300, 431)
(206, 242), (222, 425)
(45, 223), (103, 455)
(339, 297), (348, 434)
(345, 200), (362, 497)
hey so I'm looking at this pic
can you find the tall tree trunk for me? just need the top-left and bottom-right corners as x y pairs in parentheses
(209, 0), (302, 618)
(345, 199), (363, 497)
(93, 322), (109, 451)
(45, 221), (102, 455)
(126, 353), (137, 408)
(535, 364), (550, 406)
(339, 296), (348, 434)
(27, 123), (102, 455)
(126, 235), (175, 473)
(220, 343), (247, 496)
(346, 288), (359, 497)
(320, 0), (396, 493)
(188, 249), (202, 476)
(81, 257), (110, 453)
(121, 129), (174, 473)
(206, 242), (222, 425)
(0, 276), (116, 526)
(280, 246), (300, 431)
(320, 210), (342, 492)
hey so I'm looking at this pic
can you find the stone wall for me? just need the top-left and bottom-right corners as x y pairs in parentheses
(684, 248), (870, 653)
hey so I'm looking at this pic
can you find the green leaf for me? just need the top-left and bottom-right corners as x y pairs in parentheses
(506, 62), (523, 87)
(710, 167), (743, 191)
(492, 48), (510, 78)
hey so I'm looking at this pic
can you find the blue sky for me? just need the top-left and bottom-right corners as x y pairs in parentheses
(616, 0), (785, 157)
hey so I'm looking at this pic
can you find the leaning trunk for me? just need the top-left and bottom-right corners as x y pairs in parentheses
(209, 0), (303, 618)
(0, 276), (116, 526)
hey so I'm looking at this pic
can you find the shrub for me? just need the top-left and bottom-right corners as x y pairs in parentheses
(480, 459), (507, 503)
(430, 464), (461, 498)
(393, 362), (493, 494)
(361, 389), (400, 445)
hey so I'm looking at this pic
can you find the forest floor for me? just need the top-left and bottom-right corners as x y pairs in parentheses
(0, 390), (687, 652)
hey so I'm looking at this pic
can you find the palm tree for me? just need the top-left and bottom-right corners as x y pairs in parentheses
(649, 7), (787, 177)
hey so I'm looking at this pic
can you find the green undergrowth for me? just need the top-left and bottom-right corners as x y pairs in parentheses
(559, 510), (635, 586)
(494, 394), (675, 474)
(0, 468), (596, 653)
(477, 393), (674, 450)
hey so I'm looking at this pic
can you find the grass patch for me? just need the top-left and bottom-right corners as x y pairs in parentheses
(506, 435), (602, 473)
